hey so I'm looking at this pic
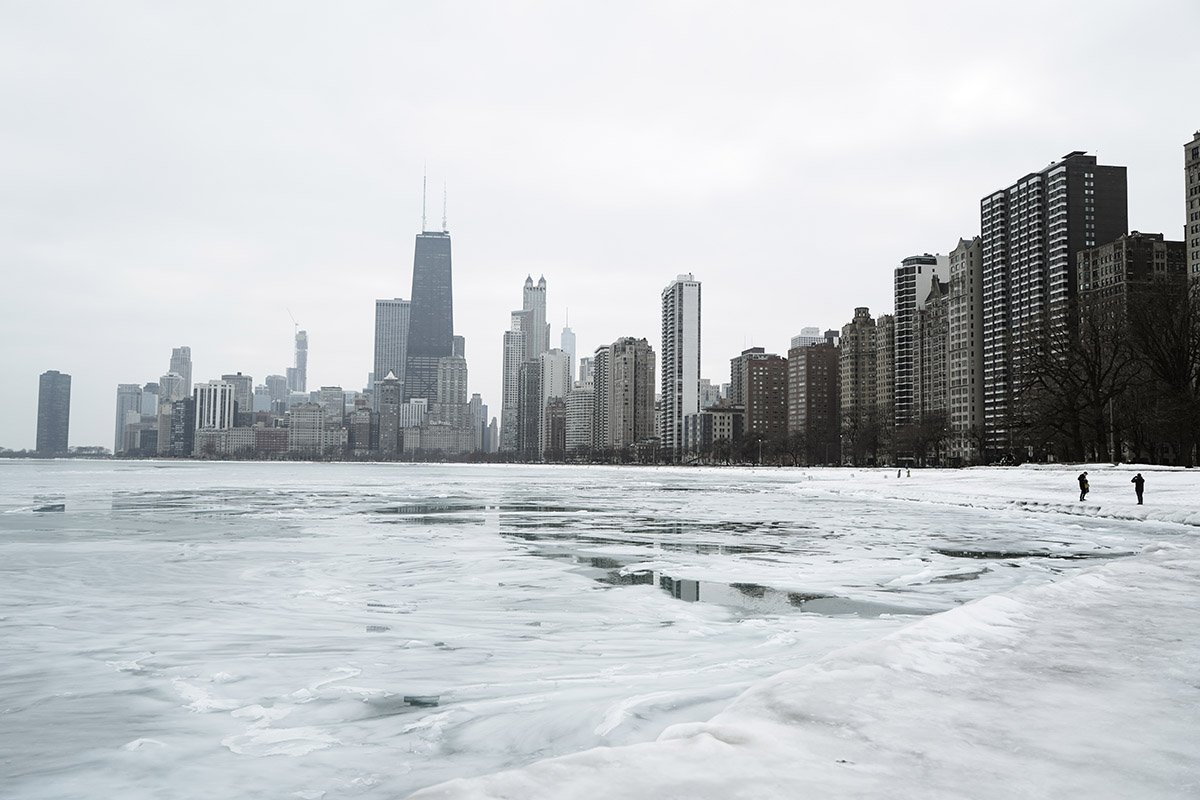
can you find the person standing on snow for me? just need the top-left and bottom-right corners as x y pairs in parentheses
(1078, 471), (1089, 501)
(1131, 473), (1145, 505)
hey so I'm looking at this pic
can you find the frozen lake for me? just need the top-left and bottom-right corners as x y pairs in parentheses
(2, 461), (1197, 798)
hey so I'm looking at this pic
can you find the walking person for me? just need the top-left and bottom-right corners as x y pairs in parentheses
(1078, 471), (1089, 502)
(1131, 472), (1145, 505)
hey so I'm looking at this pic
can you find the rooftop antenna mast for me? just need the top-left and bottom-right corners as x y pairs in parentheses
(421, 166), (427, 233)
(442, 182), (448, 232)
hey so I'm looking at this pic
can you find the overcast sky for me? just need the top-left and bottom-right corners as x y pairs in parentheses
(3, 0), (1197, 450)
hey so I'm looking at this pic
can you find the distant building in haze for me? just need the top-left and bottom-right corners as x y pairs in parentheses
(114, 383), (142, 455)
(373, 298), (411, 410)
(169, 346), (193, 398)
(560, 323), (576, 385)
(36, 370), (71, 455)
(288, 330), (308, 394)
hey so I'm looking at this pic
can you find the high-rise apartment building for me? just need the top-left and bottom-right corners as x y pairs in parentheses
(169, 347), (193, 398)
(404, 228), (454, 402)
(538, 348), (570, 457)
(660, 273), (701, 461)
(499, 327), (526, 452)
(373, 298), (410, 410)
(517, 359), (542, 458)
(36, 370), (71, 455)
(1186, 131), (1200, 279)
(787, 343), (839, 464)
(875, 315), (895, 431)
(195, 381), (236, 430)
(918, 279), (951, 421)
(729, 347), (769, 406)
(947, 237), (984, 463)
(894, 254), (947, 427)
(566, 380), (594, 453)
(980, 151), (1128, 458)
(1078, 232), (1187, 312)
(590, 346), (611, 451)
(605, 337), (656, 450)
(743, 354), (788, 446)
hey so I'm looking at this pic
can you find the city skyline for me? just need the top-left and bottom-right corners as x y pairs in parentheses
(2, 2), (1196, 449)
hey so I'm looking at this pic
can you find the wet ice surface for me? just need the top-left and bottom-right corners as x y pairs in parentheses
(1, 462), (1197, 799)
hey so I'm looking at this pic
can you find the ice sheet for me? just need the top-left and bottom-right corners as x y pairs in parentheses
(1, 461), (1195, 799)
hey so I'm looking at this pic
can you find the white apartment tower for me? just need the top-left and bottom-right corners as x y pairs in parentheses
(660, 274), (701, 460)
(195, 381), (236, 430)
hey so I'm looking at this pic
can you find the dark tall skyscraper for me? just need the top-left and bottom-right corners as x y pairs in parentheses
(980, 151), (1127, 457)
(36, 370), (71, 455)
(404, 230), (454, 401)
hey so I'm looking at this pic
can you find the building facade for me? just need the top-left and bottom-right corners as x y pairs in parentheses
(36, 370), (71, 455)
(404, 230), (454, 402)
(373, 298), (411, 410)
(660, 273), (701, 461)
(1186, 131), (1200, 280)
(894, 254), (947, 427)
(787, 342), (839, 465)
(605, 337), (655, 450)
(980, 151), (1128, 458)
(947, 237), (984, 463)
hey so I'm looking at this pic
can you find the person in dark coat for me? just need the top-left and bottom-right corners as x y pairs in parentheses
(1078, 471), (1089, 501)
(1131, 473), (1145, 505)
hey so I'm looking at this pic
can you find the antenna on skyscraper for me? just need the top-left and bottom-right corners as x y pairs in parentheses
(442, 182), (448, 232)
(421, 167), (428, 233)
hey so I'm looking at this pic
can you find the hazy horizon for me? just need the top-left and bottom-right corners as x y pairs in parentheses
(4, 1), (1197, 450)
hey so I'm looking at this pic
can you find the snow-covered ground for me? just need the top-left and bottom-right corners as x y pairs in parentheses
(1, 461), (1196, 799)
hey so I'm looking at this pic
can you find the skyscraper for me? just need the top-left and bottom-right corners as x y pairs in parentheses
(288, 330), (308, 394)
(948, 237), (984, 463)
(538, 348), (570, 457)
(195, 380), (236, 430)
(499, 327), (526, 452)
(373, 298), (410, 410)
(660, 273), (701, 460)
(522, 276), (549, 361)
(36, 370), (71, 455)
(114, 384), (142, 455)
(560, 322), (576, 385)
(606, 337), (656, 450)
(169, 346), (193, 398)
(980, 151), (1127, 458)
(893, 254), (947, 428)
(404, 230), (454, 402)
